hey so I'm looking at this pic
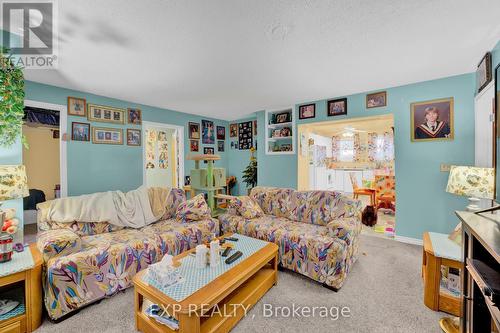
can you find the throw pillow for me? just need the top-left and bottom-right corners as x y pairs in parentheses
(175, 194), (211, 223)
(229, 196), (264, 219)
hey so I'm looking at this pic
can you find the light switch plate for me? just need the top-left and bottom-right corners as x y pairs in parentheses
(440, 164), (451, 172)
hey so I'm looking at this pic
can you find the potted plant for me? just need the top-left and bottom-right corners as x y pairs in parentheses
(0, 48), (26, 148)
(242, 147), (257, 193)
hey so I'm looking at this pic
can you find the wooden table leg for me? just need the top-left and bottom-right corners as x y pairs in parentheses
(25, 247), (42, 333)
(272, 253), (279, 286)
(134, 290), (141, 331)
(178, 312), (200, 333)
(423, 252), (441, 311)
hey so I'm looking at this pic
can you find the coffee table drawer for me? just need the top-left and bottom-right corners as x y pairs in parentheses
(0, 320), (21, 333)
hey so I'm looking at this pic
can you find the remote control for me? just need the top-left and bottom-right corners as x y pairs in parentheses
(225, 251), (242, 264)
(224, 237), (238, 242)
(222, 247), (232, 257)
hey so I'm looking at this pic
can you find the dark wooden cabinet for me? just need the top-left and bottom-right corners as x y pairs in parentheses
(456, 211), (500, 333)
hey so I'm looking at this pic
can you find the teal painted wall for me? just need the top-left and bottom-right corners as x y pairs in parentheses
(24, 81), (229, 196)
(227, 116), (257, 195)
(492, 40), (500, 69)
(257, 73), (476, 240)
(256, 110), (296, 189)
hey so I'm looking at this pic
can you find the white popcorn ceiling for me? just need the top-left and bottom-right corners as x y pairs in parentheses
(24, 0), (500, 120)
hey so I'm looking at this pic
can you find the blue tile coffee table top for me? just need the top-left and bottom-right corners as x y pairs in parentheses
(0, 248), (34, 278)
(144, 234), (269, 302)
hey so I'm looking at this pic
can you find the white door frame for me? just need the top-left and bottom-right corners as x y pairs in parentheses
(24, 99), (68, 198)
(142, 121), (184, 188)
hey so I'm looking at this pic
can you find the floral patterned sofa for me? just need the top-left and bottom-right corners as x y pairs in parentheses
(36, 189), (219, 320)
(219, 186), (362, 290)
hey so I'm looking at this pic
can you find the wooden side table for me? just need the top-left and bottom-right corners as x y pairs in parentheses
(0, 244), (42, 333)
(422, 232), (463, 317)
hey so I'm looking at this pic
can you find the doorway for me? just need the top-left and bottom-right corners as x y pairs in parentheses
(142, 121), (184, 188)
(297, 114), (396, 239)
(22, 100), (67, 243)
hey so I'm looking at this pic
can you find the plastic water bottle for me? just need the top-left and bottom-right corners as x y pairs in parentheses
(195, 244), (208, 269)
(209, 239), (220, 267)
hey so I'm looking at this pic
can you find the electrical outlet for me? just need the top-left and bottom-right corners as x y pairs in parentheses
(440, 164), (451, 172)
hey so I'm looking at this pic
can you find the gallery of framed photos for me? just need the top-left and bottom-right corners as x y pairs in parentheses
(142, 121), (184, 189)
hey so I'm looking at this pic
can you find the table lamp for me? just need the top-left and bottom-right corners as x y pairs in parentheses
(446, 165), (494, 211)
(0, 165), (28, 262)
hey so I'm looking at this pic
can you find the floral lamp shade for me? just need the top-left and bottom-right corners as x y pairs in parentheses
(0, 165), (29, 201)
(446, 166), (494, 199)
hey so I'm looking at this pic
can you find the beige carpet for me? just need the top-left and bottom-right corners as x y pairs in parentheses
(35, 235), (444, 333)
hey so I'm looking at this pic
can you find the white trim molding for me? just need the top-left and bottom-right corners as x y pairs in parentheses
(24, 99), (68, 198)
(394, 235), (423, 246)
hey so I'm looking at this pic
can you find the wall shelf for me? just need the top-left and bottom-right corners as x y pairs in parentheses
(268, 136), (293, 142)
(267, 122), (293, 129)
(265, 108), (295, 155)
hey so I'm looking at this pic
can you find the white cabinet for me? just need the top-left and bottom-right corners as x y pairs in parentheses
(333, 170), (344, 191)
(309, 166), (328, 190)
(324, 169), (368, 193)
(343, 170), (362, 194)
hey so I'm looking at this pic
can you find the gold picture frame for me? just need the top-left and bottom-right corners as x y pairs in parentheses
(410, 97), (454, 142)
(87, 104), (125, 124)
(128, 108), (142, 124)
(366, 91), (387, 108)
(67, 96), (86, 117)
(92, 127), (123, 145)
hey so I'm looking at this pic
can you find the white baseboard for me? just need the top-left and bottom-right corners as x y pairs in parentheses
(394, 235), (423, 246)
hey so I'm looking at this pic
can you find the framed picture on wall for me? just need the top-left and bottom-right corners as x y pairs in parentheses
(477, 52), (492, 94)
(238, 121), (253, 150)
(190, 140), (199, 152)
(275, 112), (290, 123)
(217, 140), (224, 152)
(202, 119), (215, 144)
(188, 122), (200, 139)
(67, 97), (86, 117)
(410, 97), (454, 142)
(216, 126), (225, 140)
(92, 127), (123, 145)
(71, 122), (90, 141)
(366, 91), (387, 108)
(127, 129), (141, 146)
(327, 98), (347, 116)
(204, 147), (214, 154)
(87, 104), (125, 124)
(128, 108), (142, 124)
(298, 103), (315, 119)
(230, 124), (238, 137)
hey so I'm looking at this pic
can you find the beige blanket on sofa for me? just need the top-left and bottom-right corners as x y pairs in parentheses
(46, 186), (170, 228)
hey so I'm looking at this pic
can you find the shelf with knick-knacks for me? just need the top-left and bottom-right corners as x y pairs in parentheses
(265, 107), (295, 155)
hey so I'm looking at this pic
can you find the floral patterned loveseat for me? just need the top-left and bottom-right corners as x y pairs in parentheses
(36, 189), (219, 320)
(219, 187), (362, 290)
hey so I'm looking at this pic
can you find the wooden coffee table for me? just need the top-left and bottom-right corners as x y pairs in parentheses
(133, 235), (278, 333)
(0, 244), (42, 333)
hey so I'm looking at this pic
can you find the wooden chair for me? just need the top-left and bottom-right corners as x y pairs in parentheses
(349, 173), (375, 205)
(374, 175), (395, 212)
